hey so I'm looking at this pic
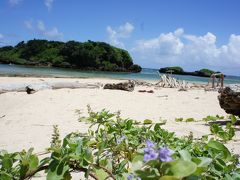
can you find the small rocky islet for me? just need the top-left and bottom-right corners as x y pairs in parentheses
(159, 66), (224, 77)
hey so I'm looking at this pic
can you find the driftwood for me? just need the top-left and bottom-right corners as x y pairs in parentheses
(0, 81), (101, 94)
(50, 82), (101, 90)
(132, 80), (155, 87)
(156, 74), (189, 89)
(218, 87), (240, 116)
(103, 81), (135, 91)
(208, 120), (240, 125)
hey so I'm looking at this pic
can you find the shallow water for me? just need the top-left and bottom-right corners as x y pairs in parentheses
(0, 64), (240, 84)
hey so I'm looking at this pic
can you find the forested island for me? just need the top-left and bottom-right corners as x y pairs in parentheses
(159, 66), (223, 77)
(0, 39), (142, 72)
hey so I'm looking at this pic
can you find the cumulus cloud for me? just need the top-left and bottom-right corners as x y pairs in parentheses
(0, 33), (4, 39)
(9, 0), (22, 6)
(131, 28), (240, 75)
(36, 20), (63, 39)
(106, 22), (134, 48)
(133, 28), (184, 56)
(44, 0), (54, 10)
(24, 20), (63, 40)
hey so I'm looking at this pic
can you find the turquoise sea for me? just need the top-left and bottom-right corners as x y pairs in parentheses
(0, 64), (240, 84)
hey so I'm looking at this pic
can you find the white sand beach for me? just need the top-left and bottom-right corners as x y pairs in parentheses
(0, 77), (239, 155)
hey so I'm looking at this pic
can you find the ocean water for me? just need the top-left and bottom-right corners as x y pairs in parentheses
(0, 64), (240, 84)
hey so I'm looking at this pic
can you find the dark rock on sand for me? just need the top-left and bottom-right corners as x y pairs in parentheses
(218, 87), (240, 116)
(103, 81), (135, 92)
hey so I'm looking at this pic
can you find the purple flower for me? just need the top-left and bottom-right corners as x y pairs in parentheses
(144, 140), (174, 162)
(127, 174), (134, 180)
(116, 135), (126, 144)
(146, 140), (155, 148)
(144, 140), (158, 162)
(144, 148), (158, 161)
(127, 174), (141, 180)
(158, 147), (173, 162)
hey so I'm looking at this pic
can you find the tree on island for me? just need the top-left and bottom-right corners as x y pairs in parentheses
(159, 66), (224, 77)
(0, 39), (142, 73)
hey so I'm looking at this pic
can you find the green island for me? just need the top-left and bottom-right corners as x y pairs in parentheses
(0, 39), (142, 73)
(159, 66), (223, 77)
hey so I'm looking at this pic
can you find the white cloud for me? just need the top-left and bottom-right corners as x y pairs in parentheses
(24, 20), (33, 29)
(24, 20), (63, 40)
(0, 34), (7, 46)
(106, 26), (124, 48)
(9, 0), (54, 9)
(131, 28), (240, 75)
(106, 22), (134, 48)
(37, 21), (46, 31)
(37, 20), (63, 39)
(9, 0), (22, 6)
(44, 0), (54, 10)
(43, 27), (63, 39)
(133, 29), (184, 56)
(174, 28), (184, 37)
(118, 22), (134, 38)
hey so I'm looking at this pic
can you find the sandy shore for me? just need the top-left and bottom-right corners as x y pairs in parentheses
(0, 77), (239, 155)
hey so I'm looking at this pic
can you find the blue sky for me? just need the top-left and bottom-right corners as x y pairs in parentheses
(0, 0), (240, 75)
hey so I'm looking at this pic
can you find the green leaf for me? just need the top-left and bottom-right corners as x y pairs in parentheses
(143, 119), (152, 124)
(116, 159), (128, 173)
(185, 118), (195, 122)
(169, 160), (197, 178)
(207, 140), (231, 160)
(47, 160), (70, 180)
(179, 150), (191, 161)
(94, 168), (109, 180)
(175, 118), (183, 122)
(210, 124), (221, 134)
(154, 123), (162, 131)
(83, 148), (93, 163)
(230, 115), (237, 124)
(2, 155), (13, 170)
(135, 168), (160, 179)
(29, 154), (39, 172)
(160, 176), (179, 180)
(0, 172), (12, 180)
(214, 158), (226, 171)
(224, 174), (234, 180)
(132, 154), (144, 163)
(197, 157), (212, 167)
(39, 157), (51, 167)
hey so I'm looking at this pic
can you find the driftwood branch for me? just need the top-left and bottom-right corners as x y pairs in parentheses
(155, 74), (189, 89)
(0, 81), (102, 94)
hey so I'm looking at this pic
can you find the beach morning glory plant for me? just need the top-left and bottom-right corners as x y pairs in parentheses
(144, 140), (173, 162)
(1, 108), (239, 179)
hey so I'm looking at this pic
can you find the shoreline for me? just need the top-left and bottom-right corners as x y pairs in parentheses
(0, 73), (222, 86)
(2, 64), (240, 85)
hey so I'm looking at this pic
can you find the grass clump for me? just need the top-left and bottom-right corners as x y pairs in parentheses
(175, 117), (196, 122)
